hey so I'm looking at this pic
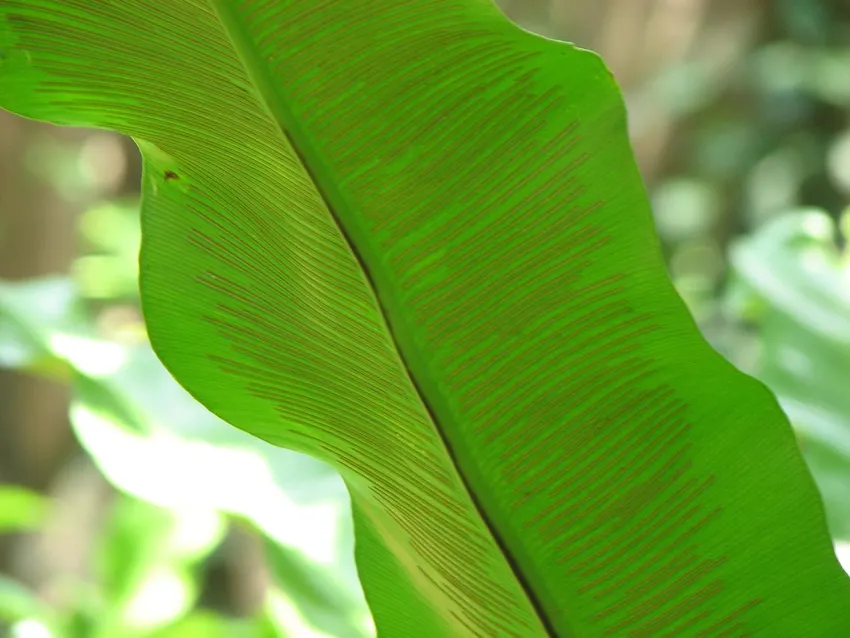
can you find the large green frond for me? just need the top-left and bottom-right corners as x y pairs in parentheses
(2, 2), (848, 635)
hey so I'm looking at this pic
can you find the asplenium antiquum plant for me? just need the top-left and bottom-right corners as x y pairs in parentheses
(2, 1), (848, 636)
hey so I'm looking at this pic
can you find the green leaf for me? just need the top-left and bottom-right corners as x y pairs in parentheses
(0, 276), (80, 370)
(0, 485), (49, 533)
(730, 211), (850, 347)
(729, 210), (850, 541)
(0, 275), (365, 634)
(73, 370), (151, 436)
(75, 200), (142, 300)
(66, 342), (369, 635)
(90, 496), (224, 637)
(3, 2), (849, 636)
(150, 611), (280, 638)
(261, 536), (368, 638)
(0, 276), (127, 386)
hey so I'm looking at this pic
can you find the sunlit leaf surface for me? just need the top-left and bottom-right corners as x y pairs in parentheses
(2, 2), (849, 635)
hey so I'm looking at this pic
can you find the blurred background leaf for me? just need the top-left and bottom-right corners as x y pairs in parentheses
(0, 487), (49, 534)
(0, 0), (849, 635)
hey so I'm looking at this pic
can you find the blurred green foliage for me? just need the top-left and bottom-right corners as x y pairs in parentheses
(0, 269), (372, 637)
(0, 212), (371, 635)
(1, 1), (849, 636)
(727, 209), (850, 541)
(0, 487), (48, 535)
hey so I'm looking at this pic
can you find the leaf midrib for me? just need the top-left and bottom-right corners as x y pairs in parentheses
(207, 2), (559, 635)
